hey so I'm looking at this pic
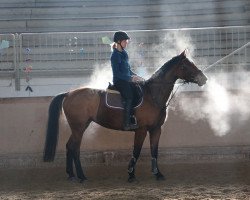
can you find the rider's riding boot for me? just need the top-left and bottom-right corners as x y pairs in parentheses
(124, 99), (139, 131)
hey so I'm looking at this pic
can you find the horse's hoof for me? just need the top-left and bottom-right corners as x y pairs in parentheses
(79, 177), (88, 183)
(155, 173), (165, 181)
(128, 175), (138, 183)
(67, 176), (78, 182)
(79, 179), (85, 183)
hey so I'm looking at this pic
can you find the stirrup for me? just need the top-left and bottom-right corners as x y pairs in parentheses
(124, 115), (139, 131)
(124, 123), (139, 131)
(130, 115), (137, 125)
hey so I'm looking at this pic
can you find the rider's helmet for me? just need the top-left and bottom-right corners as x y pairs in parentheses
(113, 31), (130, 43)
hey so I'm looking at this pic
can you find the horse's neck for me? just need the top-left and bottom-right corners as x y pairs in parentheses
(146, 68), (177, 108)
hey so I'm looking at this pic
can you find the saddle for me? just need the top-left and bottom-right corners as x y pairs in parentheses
(105, 83), (143, 109)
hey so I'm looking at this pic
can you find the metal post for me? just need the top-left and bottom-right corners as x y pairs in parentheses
(14, 33), (20, 91)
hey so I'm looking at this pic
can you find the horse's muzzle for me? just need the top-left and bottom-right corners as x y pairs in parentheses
(195, 72), (208, 86)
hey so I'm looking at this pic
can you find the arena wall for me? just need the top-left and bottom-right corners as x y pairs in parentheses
(1, 91), (250, 168)
(0, 0), (249, 33)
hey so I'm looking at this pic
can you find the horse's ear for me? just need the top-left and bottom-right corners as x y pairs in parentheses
(180, 49), (187, 58)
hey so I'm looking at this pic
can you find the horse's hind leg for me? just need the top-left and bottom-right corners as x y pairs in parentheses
(66, 143), (75, 179)
(66, 121), (90, 182)
(128, 128), (147, 182)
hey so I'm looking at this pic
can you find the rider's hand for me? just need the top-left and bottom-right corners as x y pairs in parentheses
(132, 75), (144, 82)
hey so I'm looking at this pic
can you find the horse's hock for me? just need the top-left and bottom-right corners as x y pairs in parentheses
(0, 94), (250, 168)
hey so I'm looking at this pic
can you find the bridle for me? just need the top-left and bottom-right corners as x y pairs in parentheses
(146, 57), (202, 109)
(180, 58), (203, 83)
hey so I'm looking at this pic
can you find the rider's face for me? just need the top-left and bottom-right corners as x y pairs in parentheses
(120, 39), (129, 49)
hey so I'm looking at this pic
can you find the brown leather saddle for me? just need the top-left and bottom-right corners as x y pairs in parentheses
(105, 83), (143, 109)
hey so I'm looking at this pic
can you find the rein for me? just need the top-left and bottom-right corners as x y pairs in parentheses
(165, 81), (186, 108)
(146, 79), (187, 109)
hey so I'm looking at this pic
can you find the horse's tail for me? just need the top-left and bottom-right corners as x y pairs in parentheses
(43, 92), (68, 162)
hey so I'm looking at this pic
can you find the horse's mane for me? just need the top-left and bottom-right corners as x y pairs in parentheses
(146, 55), (181, 83)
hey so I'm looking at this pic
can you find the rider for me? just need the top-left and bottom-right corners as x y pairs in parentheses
(111, 31), (143, 131)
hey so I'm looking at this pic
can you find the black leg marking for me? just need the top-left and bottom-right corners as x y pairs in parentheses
(66, 149), (75, 178)
(149, 128), (165, 181)
(127, 129), (147, 183)
(151, 157), (165, 181)
(73, 151), (87, 183)
(128, 157), (138, 183)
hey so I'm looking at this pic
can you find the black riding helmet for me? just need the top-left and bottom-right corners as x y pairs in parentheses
(113, 31), (130, 43)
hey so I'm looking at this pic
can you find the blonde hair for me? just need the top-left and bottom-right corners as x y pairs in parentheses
(112, 42), (117, 49)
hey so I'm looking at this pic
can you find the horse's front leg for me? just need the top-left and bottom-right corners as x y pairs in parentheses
(149, 127), (165, 180)
(128, 128), (147, 183)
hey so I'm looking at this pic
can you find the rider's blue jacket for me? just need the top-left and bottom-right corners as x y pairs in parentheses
(111, 48), (136, 83)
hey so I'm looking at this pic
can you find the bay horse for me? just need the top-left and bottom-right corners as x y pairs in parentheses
(43, 50), (207, 182)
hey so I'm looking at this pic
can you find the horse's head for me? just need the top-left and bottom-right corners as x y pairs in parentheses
(175, 50), (207, 86)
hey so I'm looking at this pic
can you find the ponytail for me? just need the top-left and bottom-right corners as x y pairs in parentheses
(111, 42), (117, 51)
